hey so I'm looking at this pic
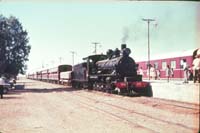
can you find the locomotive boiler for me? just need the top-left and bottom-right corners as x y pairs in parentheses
(72, 44), (153, 97)
(96, 44), (137, 79)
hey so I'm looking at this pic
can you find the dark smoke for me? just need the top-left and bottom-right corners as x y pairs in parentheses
(121, 27), (129, 43)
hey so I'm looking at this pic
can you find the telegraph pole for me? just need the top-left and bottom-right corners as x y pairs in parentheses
(70, 51), (76, 66)
(59, 57), (63, 64)
(142, 18), (155, 80)
(92, 42), (100, 54)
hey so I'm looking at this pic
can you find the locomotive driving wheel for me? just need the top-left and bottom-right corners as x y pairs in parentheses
(116, 88), (121, 95)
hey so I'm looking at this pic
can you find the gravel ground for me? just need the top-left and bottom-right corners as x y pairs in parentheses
(0, 78), (199, 133)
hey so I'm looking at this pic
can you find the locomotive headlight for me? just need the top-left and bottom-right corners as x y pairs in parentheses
(125, 48), (131, 55)
(122, 48), (131, 56)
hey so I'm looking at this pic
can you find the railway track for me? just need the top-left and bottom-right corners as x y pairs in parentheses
(86, 90), (199, 112)
(56, 92), (158, 133)
(58, 89), (199, 133)
(24, 80), (199, 114)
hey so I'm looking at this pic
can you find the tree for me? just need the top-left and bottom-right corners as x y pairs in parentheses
(0, 15), (31, 78)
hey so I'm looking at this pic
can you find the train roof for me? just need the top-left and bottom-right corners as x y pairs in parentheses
(135, 49), (195, 62)
(27, 64), (72, 74)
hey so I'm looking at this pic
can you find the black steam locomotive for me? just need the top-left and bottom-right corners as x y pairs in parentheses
(72, 44), (153, 96)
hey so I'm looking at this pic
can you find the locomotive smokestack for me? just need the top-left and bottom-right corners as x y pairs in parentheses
(121, 44), (126, 50)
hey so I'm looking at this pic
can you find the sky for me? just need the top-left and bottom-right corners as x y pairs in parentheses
(0, 1), (199, 73)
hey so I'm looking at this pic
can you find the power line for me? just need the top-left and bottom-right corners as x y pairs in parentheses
(70, 51), (76, 66)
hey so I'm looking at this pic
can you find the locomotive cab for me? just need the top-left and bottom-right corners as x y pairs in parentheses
(83, 54), (108, 75)
(72, 54), (107, 89)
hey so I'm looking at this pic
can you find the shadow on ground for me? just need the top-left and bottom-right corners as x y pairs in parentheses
(1, 96), (22, 100)
(2, 87), (81, 100)
(11, 87), (82, 94)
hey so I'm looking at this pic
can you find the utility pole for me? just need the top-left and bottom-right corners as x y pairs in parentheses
(70, 51), (76, 66)
(59, 57), (62, 64)
(92, 42), (100, 54)
(42, 61), (44, 68)
(142, 18), (155, 80)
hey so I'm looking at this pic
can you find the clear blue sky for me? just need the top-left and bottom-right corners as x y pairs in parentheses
(0, 1), (199, 73)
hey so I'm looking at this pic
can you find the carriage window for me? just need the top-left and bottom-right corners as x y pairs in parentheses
(170, 60), (176, 69)
(162, 61), (167, 70)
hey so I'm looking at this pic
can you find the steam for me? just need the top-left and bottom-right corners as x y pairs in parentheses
(121, 27), (129, 43)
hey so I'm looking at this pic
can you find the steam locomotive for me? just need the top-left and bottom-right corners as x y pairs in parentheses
(72, 44), (153, 96)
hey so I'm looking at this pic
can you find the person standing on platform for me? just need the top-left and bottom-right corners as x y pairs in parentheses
(166, 65), (172, 82)
(139, 67), (144, 77)
(171, 68), (174, 79)
(182, 59), (189, 83)
(150, 65), (156, 80)
(192, 55), (200, 83)
(156, 69), (160, 80)
(0, 77), (5, 99)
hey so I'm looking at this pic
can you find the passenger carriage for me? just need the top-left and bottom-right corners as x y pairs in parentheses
(48, 65), (72, 83)
(60, 71), (72, 85)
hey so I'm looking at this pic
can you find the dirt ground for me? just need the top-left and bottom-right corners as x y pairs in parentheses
(0, 78), (199, 133)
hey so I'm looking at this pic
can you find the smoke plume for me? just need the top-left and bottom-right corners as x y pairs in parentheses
(121, 27), (129, 43)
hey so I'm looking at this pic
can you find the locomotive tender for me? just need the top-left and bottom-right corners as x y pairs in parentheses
(72, 44), (153, 96)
